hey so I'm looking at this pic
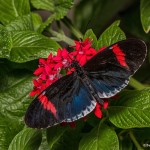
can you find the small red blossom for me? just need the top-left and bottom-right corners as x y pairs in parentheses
(34, 53), (54, 76)
(34, 53), (57, 82)
(30, 79), (46, 97)
(67, 68), (75, 75)
(31, 53), (61, 96)
(94, 99), (109, 118)
(103, 99), (109, 109)
(70, 38), (97, 66)
(94, 102), (102, 118)
(30, 38), (114, 126)
(33, 59), (46, 76)
(53, 48), (72, 69)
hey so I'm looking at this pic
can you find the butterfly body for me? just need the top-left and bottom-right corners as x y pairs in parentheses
(25, 39), (147, 128)
(71, 60), (104, 104)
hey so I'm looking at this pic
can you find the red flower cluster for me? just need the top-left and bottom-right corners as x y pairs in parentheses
(30, 38), (108, 121)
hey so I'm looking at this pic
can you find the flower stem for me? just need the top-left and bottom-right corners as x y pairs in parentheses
(118, 129), (128, 137)
(56, 21), (63, 34)
(129, 77), (145, 90)
(49, 29), (75, 46)
(100, 117), (107, 126)
(62, 17), (83, 39)
(129, 130), (144, 150)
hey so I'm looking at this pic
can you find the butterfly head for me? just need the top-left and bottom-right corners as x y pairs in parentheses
(71, 60), (86, 77)
(71, 60), (82, 70)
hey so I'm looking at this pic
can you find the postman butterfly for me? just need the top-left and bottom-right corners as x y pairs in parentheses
(25, 39), (147, 128)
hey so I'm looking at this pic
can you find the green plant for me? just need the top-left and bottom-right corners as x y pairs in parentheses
(0, 0), (149, 150)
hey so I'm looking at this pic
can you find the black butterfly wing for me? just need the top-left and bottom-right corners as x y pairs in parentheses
(25, 73), (96, 128)
(83, 39), (147, 99)
(25, 39), (147, 128)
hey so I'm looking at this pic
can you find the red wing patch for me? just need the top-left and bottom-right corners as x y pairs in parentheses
(39, 94), (57, 117)
(112, 44), (129, 68)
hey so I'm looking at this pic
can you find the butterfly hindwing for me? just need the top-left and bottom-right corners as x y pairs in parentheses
(84, 39), (147, 99)
(25, 73), (96, 128)
(63, 78), (96, 122)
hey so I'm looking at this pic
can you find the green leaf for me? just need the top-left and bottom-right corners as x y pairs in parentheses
(140, 0), (150, 33)
(97, 20), (126, 48)
(50, 29), (75, 45)
(31, 0), (73, 20)
(0, 70), (33, 118)
(0, 0), (30, 25)
(8, 128), (42, 150)
(31, 13), (43, 32)
(9, 31), (60, 62)
(47, 125), (68, 149)
(0, 117), (24, 150)
(6, 14), (34, 31)
(79, 123), (119, 150)
(31, 0), (73, 32)
(0, 69), (34, 149)
(38, 130), (50, 150)
(5, 59), (38, 72)
(31, 0), (54, 10)
(121, 6), (150, 42)
(47, 121), (84, 150)
(83, 29), (97, 49)
(108, 89), (150, 128)
(74, 0), (133, 35)
(0, 26), (12, 58)
(38, 14), (57, 33)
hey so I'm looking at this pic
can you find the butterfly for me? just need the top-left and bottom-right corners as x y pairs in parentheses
(25, 39), (147, 128)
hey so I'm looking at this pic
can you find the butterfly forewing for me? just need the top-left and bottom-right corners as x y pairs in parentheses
(83, 39), (147, 98)
(84, 39), (146, 72)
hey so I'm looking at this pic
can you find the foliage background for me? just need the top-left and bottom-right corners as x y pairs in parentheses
(0, 0), (149, 150)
